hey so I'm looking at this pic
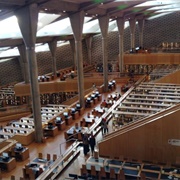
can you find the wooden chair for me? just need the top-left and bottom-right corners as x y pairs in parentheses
(99, 167), (106, 179)
(38, 167), (44, 176)
(53, 154), (57, 161)
(10, 175), (15, 180)
(47, 153), (51, 161)
(119, 170), (125, 180)
(90, 165), (97, 179)
(38, 152), (43, 159)
(140, 172), (146, 180)
(26, 168), (35, 179)
(80, 164), (88, 176)
(109, 168), (116, 180)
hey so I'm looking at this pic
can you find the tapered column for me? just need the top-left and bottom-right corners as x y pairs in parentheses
(18, 44), (31, 107)
(117, 17), (125, 73)
(85, 36), (92, 65)
(69, 11), (85, 107)
(48, 40), (57, 75)
(18, 44), (30, 83)
(15, 4), (43, 143)
(129, 18), (136, 51)
(98, 15), (109, 92)
(69, 39), (76, 70)
(137, 19), (145, 48)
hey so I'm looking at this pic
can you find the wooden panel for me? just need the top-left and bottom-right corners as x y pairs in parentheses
(124, 53), (180, 64)
(155, 70), (180, 84)
(14, 79), (104, 96)
(99, 109), (180, 164)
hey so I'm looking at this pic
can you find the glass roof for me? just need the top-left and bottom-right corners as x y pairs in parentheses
(0, 0), (179, 59)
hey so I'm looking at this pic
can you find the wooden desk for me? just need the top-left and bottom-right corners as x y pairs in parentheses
(44, 126), (58, 137)
(0, 131), (14, 139)
(71, 111), (79, 120)
(12, 147), (29, 161)
(55, 121), (66, 131)
(77, 107), (84, 115)
(0, 157), (16, 172)
(12, 121), (34, 129)
(64, 116), (73, 125)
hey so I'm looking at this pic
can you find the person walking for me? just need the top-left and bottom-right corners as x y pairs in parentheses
(82, 133), (89, 156)
(89, 132), (96, 156)
(103, 120), (108, 135)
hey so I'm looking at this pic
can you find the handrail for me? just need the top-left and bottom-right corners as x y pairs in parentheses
(59, 138), (79, 157)
(36, 140), (81, 180)
(101, 103), (180, 142)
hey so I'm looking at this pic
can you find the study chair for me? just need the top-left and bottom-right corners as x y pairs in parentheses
(81, 164), (88, 176)
(119, 170), (125, 180)
(99, 167), (106, 179)
(47, 153), (51, 161)
(10, 175), (15, 180)
(140, 172), (146, 180)
(109, 168), (116, 180)
(38, 152), (43, 159)
(90, 165), (98, 179)
(53, 154), (57, 161)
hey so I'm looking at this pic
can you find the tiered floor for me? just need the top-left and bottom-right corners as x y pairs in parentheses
(1, 84), (122, 180)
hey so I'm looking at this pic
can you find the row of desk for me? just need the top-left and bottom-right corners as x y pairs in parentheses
(83, 156), (180, 180)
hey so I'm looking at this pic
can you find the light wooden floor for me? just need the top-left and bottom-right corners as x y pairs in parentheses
(1, 84), (122, 180)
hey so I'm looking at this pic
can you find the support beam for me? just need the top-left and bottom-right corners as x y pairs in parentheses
(69, 11), (85, 108)
(18, 44), (30, 84)
(15, 3), (43, 143)
(69, 39), (76, 70)
(129, 18), (136, 51)
(117, 17), (125, 73)
(137, 19), (145, 48)
(98, 15), (109, 92)
(85, 36), (92, 65)
(48, 40), (57, 75)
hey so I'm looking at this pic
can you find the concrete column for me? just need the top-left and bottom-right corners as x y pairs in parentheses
(137, 19), (145, 48)
(48, 40), (57, 75)
(69, 39), (76, 70)
(15, 3), (43, 143)
(18, 44), (30, 83)
(98, 15), (109, 92)
(129, 18), (136, 51)
(116, 17), (125, 73)
(85, 36), (92, 65)
(69, 11), (85, 108)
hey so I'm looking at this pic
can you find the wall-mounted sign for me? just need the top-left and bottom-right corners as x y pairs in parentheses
(168, 139), (180, 146)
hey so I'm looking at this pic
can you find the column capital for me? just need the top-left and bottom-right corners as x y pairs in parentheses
(98, 15), (109, 37)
